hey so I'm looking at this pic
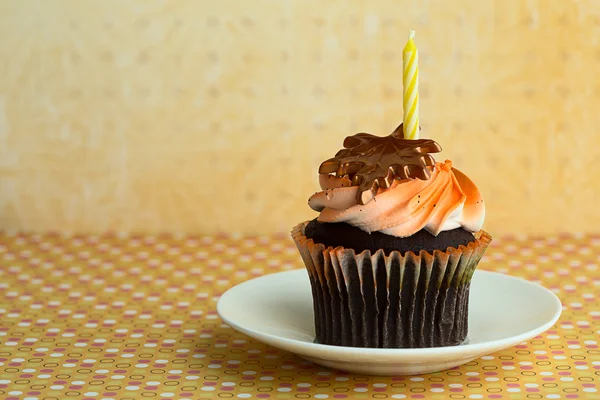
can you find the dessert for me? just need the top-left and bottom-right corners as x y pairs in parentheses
(291, 123), (491, 348)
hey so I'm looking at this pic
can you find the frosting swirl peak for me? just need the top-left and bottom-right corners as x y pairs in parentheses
(308, 160), (485, 237)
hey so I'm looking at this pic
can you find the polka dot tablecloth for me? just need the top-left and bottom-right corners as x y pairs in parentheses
(0, 231), (599, 400)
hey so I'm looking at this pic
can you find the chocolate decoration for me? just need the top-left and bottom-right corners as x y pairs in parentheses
(318, 123), (442, 204)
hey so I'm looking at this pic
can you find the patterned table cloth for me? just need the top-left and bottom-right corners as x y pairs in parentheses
(0, 232), (598, 400)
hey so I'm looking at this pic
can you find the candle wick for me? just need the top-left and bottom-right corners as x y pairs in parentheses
(408, 30), (415, 40)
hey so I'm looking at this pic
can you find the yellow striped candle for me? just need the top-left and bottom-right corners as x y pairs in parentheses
(403, 30), (419, 139)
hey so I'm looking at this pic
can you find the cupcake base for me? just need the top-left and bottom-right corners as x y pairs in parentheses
(292, 222), (492, 348)
(305, 219), (476, 255)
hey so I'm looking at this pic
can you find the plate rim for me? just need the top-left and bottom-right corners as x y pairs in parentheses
(217, 269), (562, 362)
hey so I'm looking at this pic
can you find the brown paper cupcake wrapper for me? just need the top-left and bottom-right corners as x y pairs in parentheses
(291, 221), (492, 348)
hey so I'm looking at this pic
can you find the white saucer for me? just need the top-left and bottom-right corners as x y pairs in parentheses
(217, 269), (561, 375)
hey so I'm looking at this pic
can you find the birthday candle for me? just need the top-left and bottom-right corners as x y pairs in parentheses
(403, 30), (419, 139)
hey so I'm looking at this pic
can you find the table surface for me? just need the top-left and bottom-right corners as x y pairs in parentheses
(0, 231), (598, 400)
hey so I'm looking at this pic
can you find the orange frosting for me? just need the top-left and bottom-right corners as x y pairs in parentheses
(308, 160), (485, 237)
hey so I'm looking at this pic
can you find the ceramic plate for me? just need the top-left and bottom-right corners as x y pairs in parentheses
(217, 269), (561, 375)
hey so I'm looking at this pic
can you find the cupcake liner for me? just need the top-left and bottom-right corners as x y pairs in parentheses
(291, 221), (492, 348)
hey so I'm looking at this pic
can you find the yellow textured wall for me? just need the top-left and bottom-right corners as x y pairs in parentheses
(1, 0), (599, 234)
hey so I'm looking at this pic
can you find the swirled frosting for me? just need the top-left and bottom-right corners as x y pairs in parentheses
(308, 160), (485, 237)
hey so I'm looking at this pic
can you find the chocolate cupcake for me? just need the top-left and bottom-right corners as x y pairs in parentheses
(292, 124), (491, 348)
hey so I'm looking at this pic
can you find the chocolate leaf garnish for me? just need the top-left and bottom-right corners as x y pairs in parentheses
(319, 123), (442, 204)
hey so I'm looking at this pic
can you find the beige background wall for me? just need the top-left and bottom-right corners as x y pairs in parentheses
(1, 0), (599, 234)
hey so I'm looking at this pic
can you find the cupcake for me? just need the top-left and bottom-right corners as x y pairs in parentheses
(292, 124), (491, 348)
